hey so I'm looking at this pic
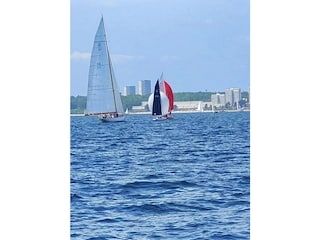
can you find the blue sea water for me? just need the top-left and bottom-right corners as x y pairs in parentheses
(71, 111), (250, 239)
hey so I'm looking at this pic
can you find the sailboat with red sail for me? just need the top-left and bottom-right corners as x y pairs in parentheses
(148, 73), (174, 120)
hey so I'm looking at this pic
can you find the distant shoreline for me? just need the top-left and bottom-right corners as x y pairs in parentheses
(70, 109), (249, 117)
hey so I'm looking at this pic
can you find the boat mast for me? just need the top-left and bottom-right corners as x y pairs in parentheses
(103, 21), (118, 113)
(106, 45), (118, 113)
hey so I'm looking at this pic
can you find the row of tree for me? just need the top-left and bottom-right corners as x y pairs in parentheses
(71, 92), (249, 114)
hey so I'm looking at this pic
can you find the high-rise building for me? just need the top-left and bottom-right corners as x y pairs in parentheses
(233, 88), (241, 106)
(211, 93), (226, 107)
(225, 88), (241, 107)
(138, 80), (151, 95)
(225, 88), (233, 105)
(123, 86), (136, 96)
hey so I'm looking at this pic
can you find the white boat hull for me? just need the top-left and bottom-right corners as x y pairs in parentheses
(152, 114), (173, 121)
(99, 114), (126, 122)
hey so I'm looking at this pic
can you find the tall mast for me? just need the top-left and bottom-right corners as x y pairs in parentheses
(106, 44), (118, 112)
(103, 19), (118, 113)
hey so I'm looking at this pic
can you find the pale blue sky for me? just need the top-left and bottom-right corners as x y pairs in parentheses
(71, 0), (250, 96)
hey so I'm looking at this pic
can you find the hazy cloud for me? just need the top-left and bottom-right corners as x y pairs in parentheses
(71, 51), (90, 60)
(71, 51), (144, 64)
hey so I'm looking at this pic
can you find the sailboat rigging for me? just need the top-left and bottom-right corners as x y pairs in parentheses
(85, 16), (125, 122)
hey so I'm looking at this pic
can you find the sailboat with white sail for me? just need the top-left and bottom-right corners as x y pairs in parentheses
(148, 73), (174, 120)
(85, 16), (125, 122)
(197, 101), (203, 112)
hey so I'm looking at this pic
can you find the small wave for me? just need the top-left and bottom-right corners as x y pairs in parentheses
(123, 202), (185, 215)
(70, 193), (82, 201)
(240, 175), (250, 183)
(143, 174), (163, 180)
(170, 202), (214, 212)
(93, 206), (107, 212)
(96, 218), (120, 223)
(223, 200), (249, 208)
(70, 178), (77, 183)
(232, 192), (245, 197)
(86, 237), (107, 240)
(71, 233), (81, 238)
(121, 180), (198, 190)
(211, 233), (243, 240)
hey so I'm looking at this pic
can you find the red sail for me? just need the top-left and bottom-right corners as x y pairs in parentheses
(164, 81), (174, 112)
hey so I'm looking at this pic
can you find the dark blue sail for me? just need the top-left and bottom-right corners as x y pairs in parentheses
(152, 80), (162, 115)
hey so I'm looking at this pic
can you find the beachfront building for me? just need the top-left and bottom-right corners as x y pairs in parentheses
(136, 100), (213, 112)
(225, 88), (241, 108)
(138, 80), (151, 95)
(123, 86), (136, 96)
(211, 93), (226, 108)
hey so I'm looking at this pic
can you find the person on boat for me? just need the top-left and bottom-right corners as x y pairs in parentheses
(165, 112), (172, 119)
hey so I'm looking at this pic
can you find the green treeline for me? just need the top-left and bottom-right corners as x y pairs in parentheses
(174, 92), (216, 101)
(71, 91), (249, 114)
(70, 96), (87, 114)
(121, 94), (150, 111)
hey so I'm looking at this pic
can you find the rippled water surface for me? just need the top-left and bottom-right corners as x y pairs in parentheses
(71, 112), (250, 239)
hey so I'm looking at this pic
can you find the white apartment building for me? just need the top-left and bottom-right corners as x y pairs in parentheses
(138, 80), (151, 95)
(225, 88), (241, 107)
(123, 86), (136, 96)
(211, 93), (226, 108)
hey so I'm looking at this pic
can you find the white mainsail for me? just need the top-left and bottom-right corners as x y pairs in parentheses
(86, 17), (124, 116)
